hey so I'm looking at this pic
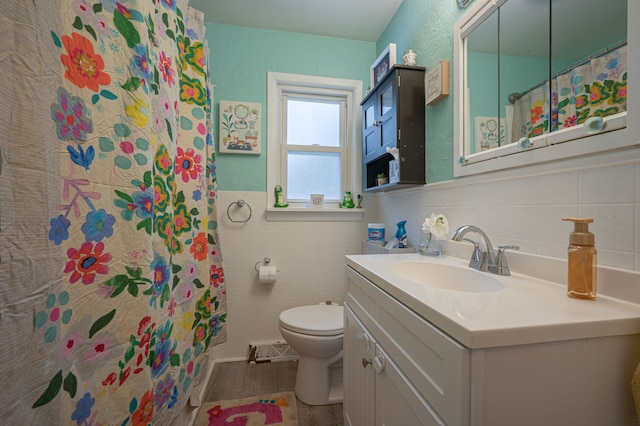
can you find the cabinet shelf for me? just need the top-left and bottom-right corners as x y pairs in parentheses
(361, 65), (426, 192)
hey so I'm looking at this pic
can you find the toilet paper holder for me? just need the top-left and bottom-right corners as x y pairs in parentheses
(254, 256), (275, 271)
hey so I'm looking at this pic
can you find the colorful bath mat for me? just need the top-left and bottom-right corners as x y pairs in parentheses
(194, 391), (298, 426)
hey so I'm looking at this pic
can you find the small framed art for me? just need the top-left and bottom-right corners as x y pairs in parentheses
(370, 43), (396, 89)
(219, 100), (262, 154)
(474, 116), (506, 152)
(310, 194), (324, 208)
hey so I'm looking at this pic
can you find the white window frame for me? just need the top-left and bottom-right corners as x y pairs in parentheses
(266, 72), (363, 221)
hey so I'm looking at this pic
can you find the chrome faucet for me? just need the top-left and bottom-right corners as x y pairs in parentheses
(451, 225), (519, 276)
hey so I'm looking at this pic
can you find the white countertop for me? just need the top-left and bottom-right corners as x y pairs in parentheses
(345, 253), (640, 349)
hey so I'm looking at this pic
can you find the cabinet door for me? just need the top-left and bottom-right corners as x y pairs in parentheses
(344, 305), (375, 426)
(374, 344), (446, 426)
(362, 95), (380, 163)
(377, 76), (397, 153)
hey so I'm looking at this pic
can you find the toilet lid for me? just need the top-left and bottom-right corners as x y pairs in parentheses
(279, 304), (344, 336)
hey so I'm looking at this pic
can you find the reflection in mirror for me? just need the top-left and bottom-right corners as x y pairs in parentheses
(466, 9), (498, 154)
(501, 0), (549, 145)
(549, 0), (627, 133)
(462, 0), (628, 160)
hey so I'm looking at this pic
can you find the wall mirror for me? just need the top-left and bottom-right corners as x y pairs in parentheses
(453, 0), (638, 177)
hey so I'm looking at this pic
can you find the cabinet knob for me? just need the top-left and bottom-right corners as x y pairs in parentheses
(362, 358), (372, 368)
(373, 120), (382, 126)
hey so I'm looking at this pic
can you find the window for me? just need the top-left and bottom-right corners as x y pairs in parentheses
(285, 97), (344, 201)
(267, 72), (363, 219)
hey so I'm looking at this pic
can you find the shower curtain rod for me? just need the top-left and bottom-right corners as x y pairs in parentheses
(508, 40), (627, 104)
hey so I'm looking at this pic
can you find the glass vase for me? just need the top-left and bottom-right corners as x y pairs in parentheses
(419, 234), (442, 256)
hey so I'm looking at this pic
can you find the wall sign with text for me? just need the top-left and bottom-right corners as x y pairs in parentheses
(425, 61), (450, 105)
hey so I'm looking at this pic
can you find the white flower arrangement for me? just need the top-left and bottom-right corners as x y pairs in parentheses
(422, 213), (450, 240)
(420, 213), (449, 255)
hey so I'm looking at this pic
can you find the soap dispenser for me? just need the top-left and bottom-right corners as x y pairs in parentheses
(562, 217), (597, 300)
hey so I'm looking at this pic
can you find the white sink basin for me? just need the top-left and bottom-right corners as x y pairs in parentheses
(387, 261), (504, 293)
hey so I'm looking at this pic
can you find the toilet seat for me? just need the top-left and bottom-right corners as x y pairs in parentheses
(279, 304), (344, 336)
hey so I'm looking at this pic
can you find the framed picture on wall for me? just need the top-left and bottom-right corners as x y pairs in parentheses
(474, 116), (506, 152)
(219, 100), (262, 154)
(370, 43), (396, 89)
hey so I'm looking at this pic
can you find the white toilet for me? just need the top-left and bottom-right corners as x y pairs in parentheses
(278, 302), (344, 405)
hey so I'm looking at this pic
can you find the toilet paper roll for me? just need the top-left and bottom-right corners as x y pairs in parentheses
(258, 265), (277, 284)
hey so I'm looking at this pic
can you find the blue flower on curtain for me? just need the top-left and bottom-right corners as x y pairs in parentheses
(49, 215), (72, 245)
(81, 208), (116, 242)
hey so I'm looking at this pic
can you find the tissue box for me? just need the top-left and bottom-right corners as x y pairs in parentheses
(389, 159), (400, 184)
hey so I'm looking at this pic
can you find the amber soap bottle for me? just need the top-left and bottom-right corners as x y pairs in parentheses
(562, 218), (597, 300)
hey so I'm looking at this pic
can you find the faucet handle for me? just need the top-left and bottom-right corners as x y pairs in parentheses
(463, 238), (482, 269)
(492, 245), (520, 276)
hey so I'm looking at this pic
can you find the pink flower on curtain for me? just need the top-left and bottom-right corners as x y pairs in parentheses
(60, 32), (111, 92)
(64, 241), (112, 284)
(210, 265), (224, 288)
(61, 332), (84, 362)
(82, 336), (113, 363)
(72, 0), (92, 19)
(564, 116), (578, 128)
(175, 147), (203, 182)
(158, 51), (175, 87)
(50, 87), (93, 142)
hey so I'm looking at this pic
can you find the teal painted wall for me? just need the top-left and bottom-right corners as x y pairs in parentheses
(206, 23), (375, 191)
(377, 0), (467, 183)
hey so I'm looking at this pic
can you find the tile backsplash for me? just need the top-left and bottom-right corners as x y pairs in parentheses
(370, 149), (640, 272)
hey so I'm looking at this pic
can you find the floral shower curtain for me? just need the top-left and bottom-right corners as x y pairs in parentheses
(0, 0), (226, 424)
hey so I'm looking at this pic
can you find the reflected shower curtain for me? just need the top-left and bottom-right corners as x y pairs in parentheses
(0, 1), (226, 424)
(512, 45), (628, 139)
(552, 63), (592, 131)
(510, 82), (549, 141)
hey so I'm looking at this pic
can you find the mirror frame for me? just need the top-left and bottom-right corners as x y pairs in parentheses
(453, 0), (639, 178)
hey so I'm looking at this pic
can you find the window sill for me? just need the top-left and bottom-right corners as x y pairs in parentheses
(266, 207), (365, 222)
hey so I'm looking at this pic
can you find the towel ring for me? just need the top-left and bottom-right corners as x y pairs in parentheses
(226, 199), (252, 223)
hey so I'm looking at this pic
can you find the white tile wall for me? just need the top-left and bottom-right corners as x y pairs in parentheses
(211, 190), (363, 360)
(369, 149), (640, 272)
(211, 150), (639, 360)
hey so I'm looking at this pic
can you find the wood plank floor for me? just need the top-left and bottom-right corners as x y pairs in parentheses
(201, 360), (344, 426)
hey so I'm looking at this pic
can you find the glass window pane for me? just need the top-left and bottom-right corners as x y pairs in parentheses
(364, 105), (375, 129)
(380, 84), (393, 116)
(287, 99), (340, 147)
(287, 151), (341, 200)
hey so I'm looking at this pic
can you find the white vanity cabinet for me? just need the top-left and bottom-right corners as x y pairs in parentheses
(344, 258), (640, 426)
(344, 265), (469, 426)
